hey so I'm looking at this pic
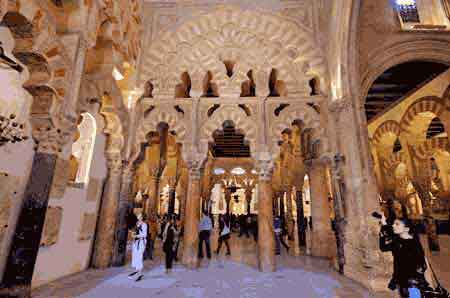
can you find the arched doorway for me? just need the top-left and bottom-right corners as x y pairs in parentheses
(365, 60), (450, 252)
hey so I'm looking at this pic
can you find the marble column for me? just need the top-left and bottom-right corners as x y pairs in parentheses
(224, 188), (232, 216)
(167, 178), (177, 215)
(92, 155), (123, 269)
(295, 190), (307, 247)
(308, 160), (334, 258)
(182, 165), (201, 269)
(145, 170), (159, 245)
(0, 131), (66, 298)
(179, 186), (187, 224)
(245, 188), (252, 215)
(285, 188), (294, 240)
(257, 159), (276, 272)
(112, 166), (134, 266)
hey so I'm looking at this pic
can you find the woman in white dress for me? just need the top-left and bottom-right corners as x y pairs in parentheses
(128, 213), (147, 282)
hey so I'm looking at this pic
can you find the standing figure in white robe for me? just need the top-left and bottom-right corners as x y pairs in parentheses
(128, 213), (147, 282)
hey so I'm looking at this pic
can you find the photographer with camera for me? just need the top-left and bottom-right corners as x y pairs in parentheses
(375, 211), (428, 298)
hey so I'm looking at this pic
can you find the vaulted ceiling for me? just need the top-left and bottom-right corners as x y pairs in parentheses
(365, 61), (449, 122)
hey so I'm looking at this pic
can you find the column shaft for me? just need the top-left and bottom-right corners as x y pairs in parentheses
(308, 162), (333, 258)
(1, 152), (57, 297)
(112, 168), (134, 266)
(181, 169), (201, 269)
(257, 179), (276, 272)
(145, 176), (159, 244)
(285, 189), (294, 240)
(295, 191), (306, 247)
(92, 161), (122, 268)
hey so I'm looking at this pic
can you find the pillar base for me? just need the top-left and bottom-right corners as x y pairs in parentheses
(0, 284), (31, 298)
(310, 231), (334, 258)
(342, 242), (392, 293)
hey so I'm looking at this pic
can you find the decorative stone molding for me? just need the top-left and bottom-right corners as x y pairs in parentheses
(138, 6), (326, 97)
(40, 206), (63, 247)
(78, 213), (97, 241)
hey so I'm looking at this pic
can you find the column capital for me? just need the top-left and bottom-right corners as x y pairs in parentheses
(121, 164), (135, 183)
(32, 123), (75, 154)
(148, 166), (160, 180)
(105, 152), (123, 174)
(256, 156), (274, 182)
(168, 176), (177, 189)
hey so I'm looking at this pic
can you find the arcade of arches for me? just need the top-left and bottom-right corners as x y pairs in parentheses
(0, 0), (450, 297)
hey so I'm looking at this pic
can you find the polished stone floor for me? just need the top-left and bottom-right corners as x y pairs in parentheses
(32, 228), (450, 298)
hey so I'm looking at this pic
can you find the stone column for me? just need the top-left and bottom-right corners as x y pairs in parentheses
(308, 160), (334, 258)
(245, 188), (253, 215)
(295, 190), (307, 247)
(167, 177), (177, 215)
(256, 158), (276, 272)
(145, 168), (159, 245)
(224, 188), (232, 216)
(328, 98), (392, 290)
(112, 165), (134, 266)
(179, 185), (187, 224)
(182, 164), (202, 269)
(92, 154), (123, 269)
(284, 187), (294, 240)
(1, 128), (70, 298)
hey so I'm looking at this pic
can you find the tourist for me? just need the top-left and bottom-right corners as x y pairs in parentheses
(274, 216), (289, 255)
(128, 213), (147, 282)
(162, 216), (177, 274)
(216, 215), (231, 256)
(378, 213), (428, 298)
(198, 210), (212, 259)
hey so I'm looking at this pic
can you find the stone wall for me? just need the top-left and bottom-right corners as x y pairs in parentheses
(31, 130), (107, 288)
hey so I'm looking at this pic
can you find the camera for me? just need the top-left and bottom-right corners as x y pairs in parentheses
(371, 211), (383, 219)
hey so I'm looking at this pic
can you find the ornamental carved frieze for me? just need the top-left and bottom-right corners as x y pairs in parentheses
(40, 206), (63, 247)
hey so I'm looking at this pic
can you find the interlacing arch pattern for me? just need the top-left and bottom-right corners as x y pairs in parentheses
(372, 120), (401, 145)
(270, 104), (323, 153)
(382, 151), (406, 171)
(136, 106), (187, 147)
(200, 105), (256, 147)
(399, 97), (446, 131)
(138, 7), (326, 97)
(414, 138), (450, 160)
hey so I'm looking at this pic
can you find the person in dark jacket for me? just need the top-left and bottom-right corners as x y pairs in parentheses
(162, 216), (177, 274)
(379, 214), (428, 298)
(216, 215), (231, 256)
